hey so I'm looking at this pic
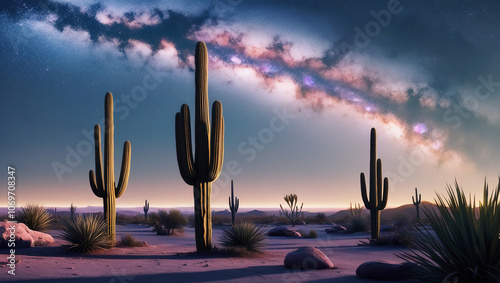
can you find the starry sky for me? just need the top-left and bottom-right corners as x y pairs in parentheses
(2, 0), (500, 211)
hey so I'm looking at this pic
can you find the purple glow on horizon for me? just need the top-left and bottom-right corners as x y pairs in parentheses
(413, 123), (428, 134)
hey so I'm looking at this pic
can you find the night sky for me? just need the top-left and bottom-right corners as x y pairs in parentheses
(2, 0), (500, 210)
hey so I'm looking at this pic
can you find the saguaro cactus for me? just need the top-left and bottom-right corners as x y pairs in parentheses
(89, 92), (131, 241)
(412, 187), (421, 220)
(175, 41), (224, 252)
(144, 199), (150, 221)
(229, 180), (239, 225)
(70, 203), (77, 220)
(360, 128), (389, 240)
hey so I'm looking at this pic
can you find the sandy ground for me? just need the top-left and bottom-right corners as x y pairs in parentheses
(0, 224), (417, 282)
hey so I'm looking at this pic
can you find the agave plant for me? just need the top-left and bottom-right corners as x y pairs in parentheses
(399, 179), (500, 282)
(220, 222), (266, 252)
(61, 214), (110, 253)
(17, 204), (53, 231)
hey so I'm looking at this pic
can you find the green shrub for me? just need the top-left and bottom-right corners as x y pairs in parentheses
(118, 234), (147, 247)
(399, 180), (500, 282)
(17, 204), (53, 232)
(148, 209), (187, 235)
(220, 222), (266, 252)
(61, 214), (110, 253)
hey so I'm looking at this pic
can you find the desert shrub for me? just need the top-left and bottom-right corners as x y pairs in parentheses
(220, 222), (266, 252)
(148, 209), (187, 235)
(61, 214), (110, 253)
(279, 194), (303, 226)
(17, 204), (53, 231)
(118, 234), (147, 247)
(296, 229), (319, 238)
(399, 180), (500, 282)
(346, 214), (369, 233)
(393, 214), (411, 228)
(359, 229), (414, 247)
(308, 230), (318, 238)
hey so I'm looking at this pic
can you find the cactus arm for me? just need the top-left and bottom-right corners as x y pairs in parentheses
(378, 177), (389, 210)
(376, 159), (383, 203)
(90, 124), (105, 194)
(208, 101), (224, 182)
(235, 197), (239, 212)
(195, 41), (211, 178)
(360, 173), (372, 209)
(89, 170), (104, 198)
(175, 105), (196, 185)
(115, 140), (131, 198)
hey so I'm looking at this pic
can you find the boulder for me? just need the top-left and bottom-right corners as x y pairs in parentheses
(284, 247), (334, 270)
(0, 220), (54, 248)
(267, 226), (301, 237)
(356, 261), (418, 280)
(325, 225), (347, 233)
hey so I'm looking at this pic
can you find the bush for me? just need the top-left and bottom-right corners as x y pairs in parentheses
(118, 234), (147, 247)
(148, 209), (187, 235)
(399, 180), (500, 282)
(220, 222), (266, 253)
(346, 214), (369, 233)
(61, 214), (110, 253)
(17, 204), (53, 231)
(297, 229), (319, 238)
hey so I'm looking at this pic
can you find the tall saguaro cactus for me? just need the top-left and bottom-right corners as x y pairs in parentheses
(360, 128), (389, 240)
(89, 92), (131, 241)
(229, 180), (239, 225)
(412, 187), (421, 220)
(175, 41), (224, 252)
(144, 199), (150, 221)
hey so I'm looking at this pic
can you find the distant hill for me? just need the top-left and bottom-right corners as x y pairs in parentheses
(329, 201), (439, 221)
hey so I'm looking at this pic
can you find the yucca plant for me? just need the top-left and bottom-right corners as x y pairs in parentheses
(347, 203), (369, 233)
(220, 222), (266, 253)
(399, 179), (500, 282)
(17, 204), (53, 231)
(61, 214), (110, 253)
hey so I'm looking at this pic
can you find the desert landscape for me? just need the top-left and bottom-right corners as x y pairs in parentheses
(2, 207), (421, 283)
(3, 1), (500, 282)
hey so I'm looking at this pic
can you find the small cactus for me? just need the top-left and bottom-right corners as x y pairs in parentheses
(360, 128), (389, 240)
(412, 187), (422, 220)
(144, 199), (150, 221)
(70, 203), (77, 220)
(229, 180), (239, 225)
(89, 92), (132, 241)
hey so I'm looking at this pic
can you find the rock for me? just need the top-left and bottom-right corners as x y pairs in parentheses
(325, 225), (347, 233)
(267, 226), (301, 237)
(356, 261), (418, 280)
(284, 247), (334, 270)
(0, 220), (54, 248)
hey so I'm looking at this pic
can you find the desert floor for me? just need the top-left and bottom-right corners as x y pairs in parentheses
(1, 224), (417, 282)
